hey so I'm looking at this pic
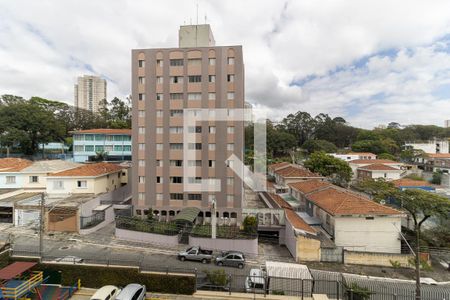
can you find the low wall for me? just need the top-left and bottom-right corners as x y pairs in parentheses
(115, 228), (179, 247)
(80, 207), (115, 235)
(321, 247), (343, 263)
(189, 236), (258, 256)
(344, 250), (413, 268)
(297, 235), (321, 262)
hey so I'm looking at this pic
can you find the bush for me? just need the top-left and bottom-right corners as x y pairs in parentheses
(243, 215), (258, 235)
(345, 283), (372, 300)
(389, 260), (402, 268)
(205, 269), (228, 286)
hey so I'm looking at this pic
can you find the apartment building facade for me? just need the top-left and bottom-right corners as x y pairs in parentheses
(131, 25), (244, 223)
(74, 75), (107, 113)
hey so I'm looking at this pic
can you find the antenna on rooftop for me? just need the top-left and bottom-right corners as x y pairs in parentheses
(204, 13), (207, 24)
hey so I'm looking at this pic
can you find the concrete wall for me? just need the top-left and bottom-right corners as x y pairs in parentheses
(189, 236), (258, 256)
(321, 247), (343, 263)
(297, 235), (321, 262)
(344, 250), (413, 268)
(334, 216), (402, 253)
(47, 172), (122, 195)
(80, 206), (115, 235)
(115, 228), (179, 247)
(284, 221), (297, 259)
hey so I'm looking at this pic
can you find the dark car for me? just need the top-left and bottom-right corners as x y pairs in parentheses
(215, 251), (245, 268)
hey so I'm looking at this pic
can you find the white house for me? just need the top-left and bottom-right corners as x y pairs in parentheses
(404, 139), (449, 154)
(356, 163), (403, 181)
(348, 159), (403, 180)
(0, 158), (33, 189)
(331, 152), (376, 162)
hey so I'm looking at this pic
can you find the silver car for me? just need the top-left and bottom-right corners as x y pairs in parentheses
(116, 284), (146, 300)
(215, 251), (245, 268)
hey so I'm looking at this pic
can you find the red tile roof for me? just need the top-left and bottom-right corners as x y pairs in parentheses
(285, 209), (316, 234)
(349, 159), (399, 164)
(358, 164), (401, 171)
(307, 188), (402, 216)
(0, 158), (33, 172)
(427, 153), (450, 159)
(71, 128), (131, 135)
(268, 193), (292, 209)
(392, 179), (433, 187)
(288, 180), (331, 194)
(274, 165), (322, 178)
(268, 162), (291, 170)
(49, 162), (124, 177)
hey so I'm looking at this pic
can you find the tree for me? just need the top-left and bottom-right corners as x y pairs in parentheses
(304, 151), (352, 186)
(281, 111), (316, 146)
(243, 215), (257, 235)
(355, 178), (397, 203)
(431, 171), (442, 185)
(395, 190), (450, 300)
(377, 153), (396, 160)
(302, 139), (337, 154)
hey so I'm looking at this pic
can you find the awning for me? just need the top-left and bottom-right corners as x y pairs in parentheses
(0, 262), (37, 280)
(173, 207), (201, 223)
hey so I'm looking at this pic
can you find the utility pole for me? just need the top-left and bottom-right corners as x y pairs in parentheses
(210, 198), (216, 239)
(39, 193), (45, 259)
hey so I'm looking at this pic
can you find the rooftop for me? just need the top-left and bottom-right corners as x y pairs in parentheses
(358, 163), (401, 171)
(49, 162), (125, 177)
(284, 209), (316, 235)
(0, 158), (33, 172)
(288, 179), (331, 194)
(71, 128), (131, 135)
(349, 159), (399, 165)
(274, 165), (322, 178)
(268, 162), (291, 170)
(307, 187), (403, 216)
(22, 160), (80, 173)
(427, 153), (450, 159)
(392, 178), (434, 188)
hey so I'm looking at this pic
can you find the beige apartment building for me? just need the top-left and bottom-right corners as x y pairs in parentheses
(131, 24), (244, 224)
(74, 75), (107, 113)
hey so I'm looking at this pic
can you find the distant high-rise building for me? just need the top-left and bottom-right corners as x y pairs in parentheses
(74, 75), (107, 113)
(445, 120), (450, 128)
(131, 24), (245, 223)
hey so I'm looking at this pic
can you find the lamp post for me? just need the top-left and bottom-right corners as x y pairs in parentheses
(210, 198), (216, 239)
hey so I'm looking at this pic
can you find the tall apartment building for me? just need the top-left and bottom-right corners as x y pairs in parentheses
(74, 75), (107, 113)
(131, 24), (244, 224)
(445, 120), (450, 128)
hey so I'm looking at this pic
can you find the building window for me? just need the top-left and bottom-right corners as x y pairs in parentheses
(209, 126), (216, 133)
(208, 75), (215, 83)
(139, 143), (145, 150)
(139, 127), (145, 134)
(169, 143), (183, 150)
(227, 143), (234, 151)
(156, 76), (163, 84)
(208, 93), (216, 100)
(156, 193), (163, 201)
(138, 93), (145, 101)
(208, 160), (216, 168)
(156, 110), (163, 117)
(170, 59), (183, 66)
(156, 176), (163, 183)
(170, 160), (183, 167)
(169, 127), (183, 134)
(188, 143), (202, 150)
(208, 143), (216, 151)
(188, 177), (202, 184)
(74, 145), (84, 152)
(187, 58), (201, 66)
(136, 209), (142, 216)
(209, 58), (216, 65)
(53, 180), (64, 190)
(138, 192), (145, 201)
(156, 59), (163, 67)
(138, 60), (145, 68)
(95, 145), (104, 152)
(156, 143), (163, 150)
(123, 145), (131, 151)
(188, 160), (202, 167)
(105, 145), (113, 152)
(77, 180), (87, 188)
(227, 177), (234, 185)
(188, 75), (202, 83)
(227, 74), (235, 82)
(188, 126), (202, 133)
(227, 57), (235, 65)
(84, 135), (94, 141)
(138, 76), (145, 84)
(156, 127), (163, 134)
(170, 177), (183, 184)
(226, 160), (234, 168)
(170, 110), (183, 117)
(138, 110), (145, 117)
(170, 93), (183, 100)
(187, 93), (201, 100)
(170, 76), (184, 84)
(139, 176), (145, 183)
(227, 126), (235, 134)
(85, 145), (94, 152)
(188, 194), (202, 201)
(156, 160), (163, 167)
(227, 195), (234, 202)
(227, 92), (235, 100)
(156, 93), (163, 101)
(29, 176), (39, 183)
(170, 193), (183, 200)
(139, 160), (145, 167)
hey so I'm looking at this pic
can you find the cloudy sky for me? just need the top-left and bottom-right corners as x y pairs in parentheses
(1, 0), (450, 128)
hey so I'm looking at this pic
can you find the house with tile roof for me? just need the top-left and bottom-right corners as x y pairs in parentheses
(348, 159), (404, 180)
(300, 187), (405, 253)
(71, 128), (132, 163)
(0, 158), (34, 189)
(267, 161), (291, 177)
(288, 180), (331, 210)
(356, 163), (403, 181)
(46, 162), (127, 195)
(273, 164), (324, 190)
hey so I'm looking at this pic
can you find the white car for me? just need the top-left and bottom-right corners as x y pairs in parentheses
(54, 255), (84, 264)
(91, 285), (121, 300)
(245, 268), (266, 294)
(116, 284), (146, 300)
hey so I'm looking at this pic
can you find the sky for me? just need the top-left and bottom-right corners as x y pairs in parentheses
(1, 0), (450, 129)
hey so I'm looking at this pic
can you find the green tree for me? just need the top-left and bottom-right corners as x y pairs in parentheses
(281, 111), (316, 146)
(302, 139), (337, 154)
(355, 178), (397, 203)
(377, 153), (396, 160)
(304, 151), (352, 186)
(431, 171), (442, 185)
(242, 215), (257, 235)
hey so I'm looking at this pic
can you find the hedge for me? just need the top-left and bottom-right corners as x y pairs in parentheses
(37, 264), (195, 295)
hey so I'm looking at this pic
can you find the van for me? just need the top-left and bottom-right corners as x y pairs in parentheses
(245, 268), (266, 294)
(90, 285), (120, 300)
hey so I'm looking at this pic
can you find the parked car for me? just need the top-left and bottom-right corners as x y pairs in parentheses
(54, 255), (84, 264)
(90, 285), (121, 300)
(215, 251), (245, 268)
(116, 284), (146, 300)
(245, 268), (266, 294)
(178, 246), (213, 264)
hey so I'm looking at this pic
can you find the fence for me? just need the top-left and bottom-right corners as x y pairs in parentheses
(80, 211), (105, 229)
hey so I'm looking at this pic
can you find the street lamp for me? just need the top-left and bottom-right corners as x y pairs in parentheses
(209, 197), (216, 239)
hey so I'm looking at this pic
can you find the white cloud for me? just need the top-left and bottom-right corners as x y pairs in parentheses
(1, 0), (450, 128)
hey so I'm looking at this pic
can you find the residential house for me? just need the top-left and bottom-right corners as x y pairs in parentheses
(72, 129), (132, 163)
(0, 158), (33, 189)
(331, 152), (376, 162)
(46, 162), (127, 195)
(268, 162), (291, 177)
(288, 180), (331, 211)
(348, 159), (403, 180)
(356, 163), (403, 181)
(273, 164), (324, 192)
